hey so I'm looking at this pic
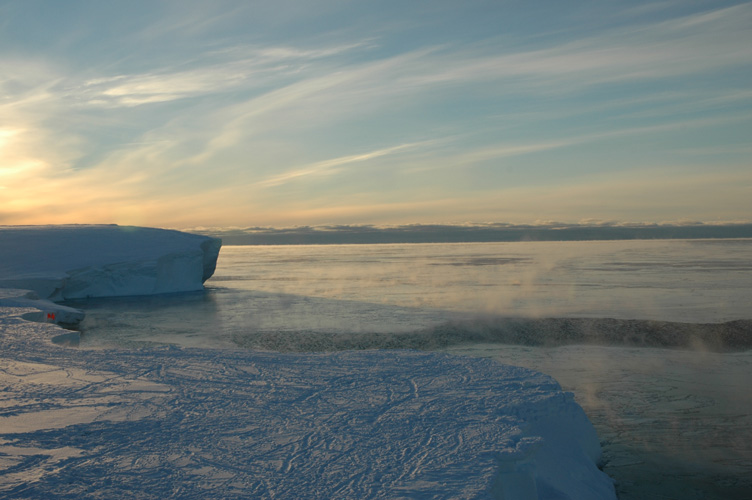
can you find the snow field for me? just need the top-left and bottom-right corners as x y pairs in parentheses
(0, 306), (615, 499)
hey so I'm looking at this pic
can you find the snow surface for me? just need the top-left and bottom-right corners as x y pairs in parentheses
(0, 288), (84, 327)
(0, 225), (222, 301)
(0, 308), (615, 499)
(0, 225), (616, 499)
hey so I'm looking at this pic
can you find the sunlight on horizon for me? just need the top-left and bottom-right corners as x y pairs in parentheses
(1, 1), (751, 228)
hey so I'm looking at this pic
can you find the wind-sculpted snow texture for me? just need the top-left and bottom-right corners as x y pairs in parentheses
(0, 225), (221, 300)
(0, 308), (616, 500)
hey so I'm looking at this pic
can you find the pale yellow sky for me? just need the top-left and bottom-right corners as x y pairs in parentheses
(1, 1), (751, 229)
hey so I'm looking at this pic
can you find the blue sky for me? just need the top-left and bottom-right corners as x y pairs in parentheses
(1, 0), (751, 229)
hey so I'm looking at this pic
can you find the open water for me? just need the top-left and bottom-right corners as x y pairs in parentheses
(65, 239), (752, 499)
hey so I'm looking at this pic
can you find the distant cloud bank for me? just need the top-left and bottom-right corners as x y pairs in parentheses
(195, 222), (752, 245)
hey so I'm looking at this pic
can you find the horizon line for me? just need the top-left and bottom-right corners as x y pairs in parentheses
(189, 221), (752, 245)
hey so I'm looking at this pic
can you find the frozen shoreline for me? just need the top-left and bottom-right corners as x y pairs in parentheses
(445, 343), (752, 500)
(0, 305), (615, 499)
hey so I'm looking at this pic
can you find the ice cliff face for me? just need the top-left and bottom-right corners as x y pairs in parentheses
(0, 225), (222, 300)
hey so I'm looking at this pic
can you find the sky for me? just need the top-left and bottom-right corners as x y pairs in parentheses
(1, 0), (751, 230)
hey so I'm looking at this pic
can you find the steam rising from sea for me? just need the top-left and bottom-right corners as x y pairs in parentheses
(68, 239), (752, 352)
(64, 239), (752, 499)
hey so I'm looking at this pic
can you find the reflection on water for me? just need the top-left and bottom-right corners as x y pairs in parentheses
(65, 291), (233, 349)
(66, 288), (453, 349)
(211, 240), (752, 322)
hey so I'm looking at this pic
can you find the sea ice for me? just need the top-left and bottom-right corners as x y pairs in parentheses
(0, 306), (615, 499)
(0, 288), (84, 327)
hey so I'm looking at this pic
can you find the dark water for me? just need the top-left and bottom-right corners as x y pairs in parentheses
(64, 240), (752, 499)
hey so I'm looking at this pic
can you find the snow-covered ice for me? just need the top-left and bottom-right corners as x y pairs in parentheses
(0, 225), (221, 301)
(0, 307), (614, 499)
(0, 225), (616, 499)
(0, 288), (85, 328)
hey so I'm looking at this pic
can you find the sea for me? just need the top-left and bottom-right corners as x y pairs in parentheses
(63, 239), (752, 499)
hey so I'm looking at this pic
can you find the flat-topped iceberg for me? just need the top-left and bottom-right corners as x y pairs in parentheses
(0, 225), (221, 301)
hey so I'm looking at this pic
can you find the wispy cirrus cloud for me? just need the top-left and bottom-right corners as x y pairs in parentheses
(81, 69), (249, 107)
(399, 3), (752, 91)
(2, 1), (751, 228)
(258, 140), (437, 188)
(150, 2), (752, 169)
(424, 112), (752, 172)
(30, 2), (746, 139)
(72, 41), (374, 107)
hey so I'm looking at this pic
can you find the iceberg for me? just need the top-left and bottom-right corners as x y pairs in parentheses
(0, 225), (221, 301)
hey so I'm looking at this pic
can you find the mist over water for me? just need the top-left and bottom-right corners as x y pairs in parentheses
(69, 239), (752, 350)
(446, 343), (752, 500)
(65, 239), (752, 499)
(209, 239), (752, 325)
